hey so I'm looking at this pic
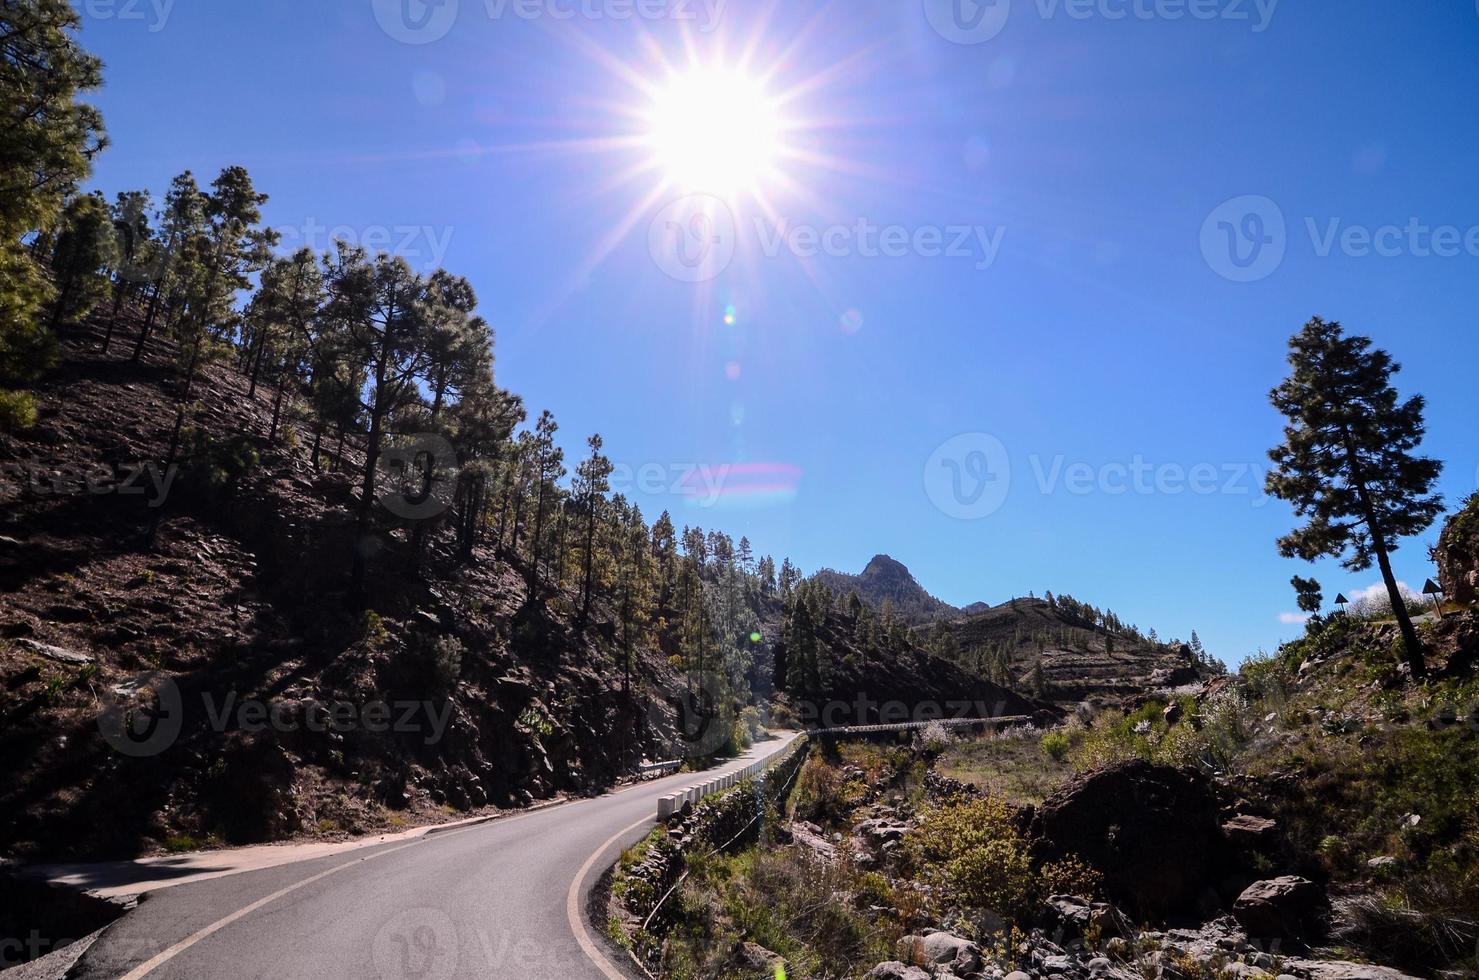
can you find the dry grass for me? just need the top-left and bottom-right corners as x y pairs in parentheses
(934, 728), (1073, 805)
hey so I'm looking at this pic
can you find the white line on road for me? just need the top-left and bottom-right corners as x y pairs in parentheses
(117, 838), (426, 980)
(567, 812), (653, 980)
(113, 811), (542, 979)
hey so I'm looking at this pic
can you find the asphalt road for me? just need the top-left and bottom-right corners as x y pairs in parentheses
(67, 734), (801, 980)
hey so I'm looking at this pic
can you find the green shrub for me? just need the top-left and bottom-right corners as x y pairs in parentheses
(362, 610), (389, 649)
(1041, 730), (1071, 762)
(0, 389), (37, 431)
(429, 635), (463, 691)
(904, 795), (1099, 923)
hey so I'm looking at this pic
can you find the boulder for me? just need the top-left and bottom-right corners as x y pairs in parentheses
(1233, 876), (1325, 942)
(1030, 759), (1229, 920)
(900, 931), (982, 975)
(863, 963), (930, 980)
(1042, 895), (1133, 940)
(737, 941), (785, 973)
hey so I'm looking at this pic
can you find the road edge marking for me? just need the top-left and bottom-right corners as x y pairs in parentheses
(567, 813), (656, 980)
(111, 809), (539, 980)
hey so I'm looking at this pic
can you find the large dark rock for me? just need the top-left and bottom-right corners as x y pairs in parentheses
(1232, 876), (1325, 943)
(1030, 759), (1228, 921)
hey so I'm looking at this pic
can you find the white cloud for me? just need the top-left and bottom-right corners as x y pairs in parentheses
(1347, 581), (1419, 605)
(1279, 612), (1310, 625)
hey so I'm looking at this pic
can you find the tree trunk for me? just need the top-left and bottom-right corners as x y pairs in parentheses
(102, 281), (127, 353)
(248, 333), (269, 398)
(269, 375), (285, 443)
(50, 277), (75, 330)
(311, 424), (324, 472)
(353, 374), (388, 600)
(581, 504), (597, 622)
(1346, 433), (1426, 677)
(131, 279), (166, 363)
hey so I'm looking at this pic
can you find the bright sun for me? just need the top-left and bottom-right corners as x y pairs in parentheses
(644, 66), (786, 198)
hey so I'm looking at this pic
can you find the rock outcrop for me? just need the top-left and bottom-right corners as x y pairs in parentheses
(1437, 495), (1479, 607)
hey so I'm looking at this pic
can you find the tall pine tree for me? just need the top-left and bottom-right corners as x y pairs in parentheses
(1266, 317), (1444, 675)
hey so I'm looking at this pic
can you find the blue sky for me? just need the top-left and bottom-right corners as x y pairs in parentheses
(78, 0), (1479, 663)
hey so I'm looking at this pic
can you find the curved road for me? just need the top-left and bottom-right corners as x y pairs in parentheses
(68, 734), (801, 980)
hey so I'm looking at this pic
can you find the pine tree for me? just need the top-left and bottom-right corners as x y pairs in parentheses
(528, 410), (565, 586)
(101, 189), (154, 352)
(650, 510), (677, 608)
(132, 171), (205, 362)
(0, 0), (107, 397)
(245, 249), (323, 443)
(324, 245), (435, 592)
(1266, 317), (1444, 675)
(575, 434), (613, 621)
(49, 192), (116, 327)
(422, 270), (491, 422)
(1291, 576), (1323, 616)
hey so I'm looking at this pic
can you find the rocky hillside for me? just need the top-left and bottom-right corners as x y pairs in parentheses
(813, 555), (963, 626)
(768, 600), (1053, 726)
(0, 319), (698, 860)
(928, 596), (1220, 706)
(813, 558), (1220, 705)
(0, 317), (1049, 861)
(638, 593), (1479, 979)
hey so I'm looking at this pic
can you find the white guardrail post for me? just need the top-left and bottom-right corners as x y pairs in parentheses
(655, 733), (808, 821)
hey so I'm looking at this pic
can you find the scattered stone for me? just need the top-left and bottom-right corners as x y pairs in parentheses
(1366, 856), (1398, 871)
(789, 821), (837, 863)
(1222, 814), (1279, 846)
(16, 638), (94, 665)
(854, 816), (910, 850)
(864, 962), (930, 980)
